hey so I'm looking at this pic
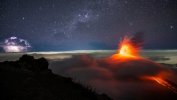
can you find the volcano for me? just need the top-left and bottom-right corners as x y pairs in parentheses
(105, 35), (177, 94)
(110, 34), (142, 60)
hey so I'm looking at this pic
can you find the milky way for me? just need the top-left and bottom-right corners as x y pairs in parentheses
(0, 0), (177, 51)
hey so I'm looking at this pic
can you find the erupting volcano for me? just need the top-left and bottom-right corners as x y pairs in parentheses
(117, 36), (140, 57)
(110, 33), (143, 61)
(108, 34), (177, 94)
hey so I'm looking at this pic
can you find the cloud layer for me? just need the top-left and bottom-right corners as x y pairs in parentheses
(49, 54), (177, 100)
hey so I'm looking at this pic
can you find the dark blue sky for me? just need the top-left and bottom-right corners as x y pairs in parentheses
(0, 0), (177, 51)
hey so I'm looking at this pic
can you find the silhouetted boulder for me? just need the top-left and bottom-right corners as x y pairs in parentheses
(18, 55), (49, 72)
(35, 57), (48, 71)
(19, 54), (34, 63)
(18, 54), (35, 71)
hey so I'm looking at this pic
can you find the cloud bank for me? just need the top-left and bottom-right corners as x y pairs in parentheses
(50, 54), (177, 100)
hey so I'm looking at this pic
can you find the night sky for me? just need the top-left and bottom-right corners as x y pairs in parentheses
(0, 0), (177, 51)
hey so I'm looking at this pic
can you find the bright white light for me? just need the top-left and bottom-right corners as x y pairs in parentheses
(3, 45), (25, 52)
(2, 36), (31, 52)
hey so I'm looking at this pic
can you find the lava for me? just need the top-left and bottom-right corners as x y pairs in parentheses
(143, 76), (177, 94)
(109, 34), (177, 93)
(119, 36), (139, 57)
(110, 36), (141, 61)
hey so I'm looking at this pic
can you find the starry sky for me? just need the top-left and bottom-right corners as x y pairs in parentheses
(0, 0), (177, 51)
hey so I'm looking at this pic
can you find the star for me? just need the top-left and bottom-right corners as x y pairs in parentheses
(39, 6), (43, 10)
(22, 17), (25, 20)
(170, 25), (174, 29)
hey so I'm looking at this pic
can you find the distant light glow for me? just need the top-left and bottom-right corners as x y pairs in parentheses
(3, 45), (26, 52)
(2, 36), (31, 52)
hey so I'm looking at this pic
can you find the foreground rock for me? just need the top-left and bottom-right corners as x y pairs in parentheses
(0, 55), (112, 100)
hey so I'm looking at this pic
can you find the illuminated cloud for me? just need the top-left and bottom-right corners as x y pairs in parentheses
(1, 36), (31, 52)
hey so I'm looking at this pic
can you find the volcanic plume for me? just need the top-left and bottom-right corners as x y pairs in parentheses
(107, 33), (177, 93)
(110, 33), (143, 60)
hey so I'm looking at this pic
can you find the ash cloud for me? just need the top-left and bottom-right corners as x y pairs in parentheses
(131, 32), (144, 48)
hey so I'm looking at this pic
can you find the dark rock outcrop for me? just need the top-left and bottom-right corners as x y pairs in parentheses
(0, 55), (112, 100)
(18, 55), (49, 72)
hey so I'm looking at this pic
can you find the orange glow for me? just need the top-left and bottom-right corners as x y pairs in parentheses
(119, 45), (130, 55)
(109, 35), (177, 93)
(111, 36), (140, 60)
(119, 37), (137, 57)
(143, 76), (177, 93)
(150, 77), (170, 87)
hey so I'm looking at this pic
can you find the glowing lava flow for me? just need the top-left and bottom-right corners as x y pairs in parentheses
(144, 76), (177, 94)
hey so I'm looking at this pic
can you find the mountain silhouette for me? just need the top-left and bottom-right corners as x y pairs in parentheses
(0, 55), (112, 100)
